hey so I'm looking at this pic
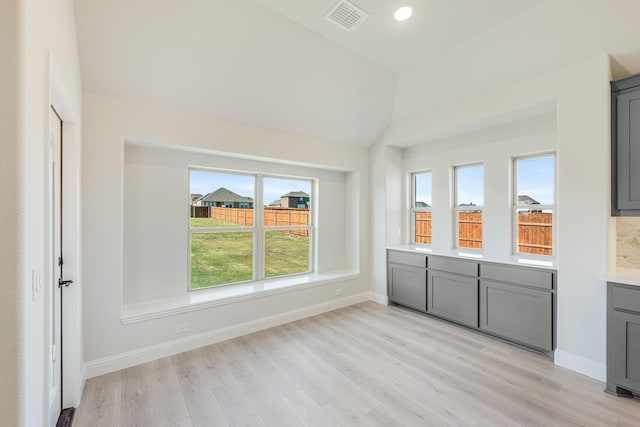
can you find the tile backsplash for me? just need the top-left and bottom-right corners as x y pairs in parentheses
(617, 217), (640, 268)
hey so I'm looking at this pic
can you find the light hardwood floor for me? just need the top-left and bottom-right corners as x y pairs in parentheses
(74, 302), (640, 426)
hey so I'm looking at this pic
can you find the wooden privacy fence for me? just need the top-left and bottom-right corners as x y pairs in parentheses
(517, 211), (553, 255)
(191, 206), (210, 218)
(205, 206), (310, 237)
(414, 211), (552, 255)
(458, 211), (483, 249)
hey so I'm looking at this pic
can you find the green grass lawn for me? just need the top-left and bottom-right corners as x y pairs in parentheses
(265, 231), (309, 278)
(191, 230), (309, 288)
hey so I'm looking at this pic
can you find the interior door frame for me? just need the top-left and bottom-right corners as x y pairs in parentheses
(49, 55), (83, 409)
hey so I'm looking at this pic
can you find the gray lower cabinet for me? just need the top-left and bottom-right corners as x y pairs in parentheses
(607, 282), (640, 396)
(479, 280), (552, 351)
(387, 249), (555, 354)
(428, 270), (478, 327)
(388, 262), (427, 312)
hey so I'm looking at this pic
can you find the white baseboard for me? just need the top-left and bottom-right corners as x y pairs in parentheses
(554, 349), (606, 382)
(368, 292), (389, 305)
(84, 292), (370, 379)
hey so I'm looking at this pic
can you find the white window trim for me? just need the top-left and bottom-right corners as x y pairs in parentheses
(453, 163), (484, 251)
(120, 270), (359, 324)
(188, 167), (315, 290)
(410, 171), (432, 246)
(511, 153), (556, 258)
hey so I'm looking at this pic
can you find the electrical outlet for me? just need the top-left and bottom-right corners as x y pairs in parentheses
(335, 288), (343, 296)
(175, 323), (189, 334)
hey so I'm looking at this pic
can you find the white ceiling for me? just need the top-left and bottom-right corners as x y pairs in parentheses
(255, 0), (540, 73)
(73, 0), (397, 147)
(74, 0), (640, 147)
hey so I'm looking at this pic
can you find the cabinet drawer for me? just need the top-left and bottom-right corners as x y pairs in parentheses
(429, 256), (478, 276)
(480, 263), (553, 290)
(388, 250), (427, 268)
(612, 285), (640, 313)
(480, 280), (552, 351)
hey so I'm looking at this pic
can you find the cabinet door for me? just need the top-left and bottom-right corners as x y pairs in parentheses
(479, 280), (552, 351)
(388, 263), (427, 312)
(613, 310), (640, 394)
(617, 90), (640, 210)
(427, 271), (478, 327)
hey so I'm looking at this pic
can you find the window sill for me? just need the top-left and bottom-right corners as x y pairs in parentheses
(121, 270), (359, 324)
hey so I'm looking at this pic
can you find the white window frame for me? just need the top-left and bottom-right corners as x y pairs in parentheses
(453, 163), (484, 250)
(512, 153), (555, 258)
(410, 170), (432, 246)
(188, 167), (315, 290)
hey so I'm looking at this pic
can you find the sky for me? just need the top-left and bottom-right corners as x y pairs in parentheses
(414, 155), (554, 207)
(190, 170), (312, 205)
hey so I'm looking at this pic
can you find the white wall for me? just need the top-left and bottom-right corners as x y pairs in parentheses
(393, 0), (640, 123)
(372, 54), (611, 381)
(123, 143), (351, 305)
(1, 0), (84, 425)
(82, 92), (370, 369)
(0, 1), (25, 425)
(403, 113), (557, 259)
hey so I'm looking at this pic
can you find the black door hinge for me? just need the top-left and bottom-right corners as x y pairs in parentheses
(58, 279), (73, 288)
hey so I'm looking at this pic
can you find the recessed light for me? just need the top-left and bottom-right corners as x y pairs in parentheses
(394, 6), (413, 21)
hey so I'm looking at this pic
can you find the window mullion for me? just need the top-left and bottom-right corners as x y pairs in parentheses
(255, 174), (264, 281)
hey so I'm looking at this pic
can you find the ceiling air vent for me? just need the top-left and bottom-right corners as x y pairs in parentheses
(325, 0), (370, 32)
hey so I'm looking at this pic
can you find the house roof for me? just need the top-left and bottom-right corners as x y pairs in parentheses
(281, 191), (310, 198)
(200, 187), (253, 203)
(518, 195), (540, 205)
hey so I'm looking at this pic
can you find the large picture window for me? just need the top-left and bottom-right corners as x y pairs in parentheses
(454, 164), (483, 249)
(410, 171), (432, 245)
(189, 169), (313, 289)
(513, 154), (555, 256)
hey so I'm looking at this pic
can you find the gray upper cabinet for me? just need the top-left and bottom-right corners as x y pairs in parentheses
(612, 74), (640, 215)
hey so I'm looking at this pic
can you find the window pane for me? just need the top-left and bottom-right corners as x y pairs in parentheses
(458, 210), (482, 249)
(189, 170), (254, 228)
(263, 177), (311, 226)
(415, 212), (432, 244)
(190, 232), (253, 288)
(456, 164), (483, 206)
(265, 230), (310, 278)
(516, 156), (554, 205)
(517, 209), (553, 256)
(414, 172), (432, 208)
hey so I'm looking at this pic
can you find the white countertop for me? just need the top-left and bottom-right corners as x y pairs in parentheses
(603, 268), (640, 287)
(386, 245), (557, 270)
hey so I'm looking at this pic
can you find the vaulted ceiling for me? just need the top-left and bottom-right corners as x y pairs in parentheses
(74, 0), (640, 147)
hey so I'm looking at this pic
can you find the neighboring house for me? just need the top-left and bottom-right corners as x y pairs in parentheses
(195, 187), (254, 208)
(280, 191), (310, 209)
(518, 195), (540, 205)
(190, 193), (203, 203)
(415, 201), (430, 208)
(269, 199), (282, 207)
